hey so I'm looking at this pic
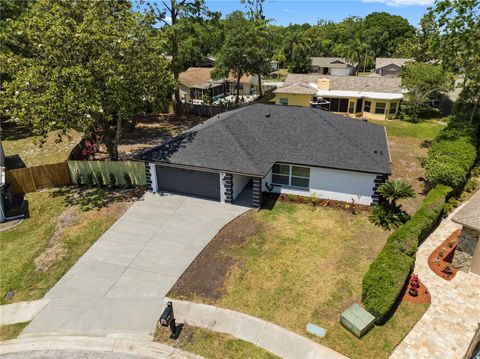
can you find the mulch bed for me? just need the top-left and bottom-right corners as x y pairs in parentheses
(168, 210), (261, 300)
(428, 229), (461, 281)
(402, 276), (431, 305)
(266, 193), (370, 213)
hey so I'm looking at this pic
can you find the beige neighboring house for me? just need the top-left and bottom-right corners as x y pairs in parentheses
(273, 73), (403, 120)
(228, 72), (259, 96)
(310, 57), (356, 76)
(375, 58), (413, 77)
(452, 191), (480, 275)
(178, 67), (227, 103)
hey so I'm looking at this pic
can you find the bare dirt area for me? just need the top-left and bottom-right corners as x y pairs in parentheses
(96, 113), (207, 160)
(388, 135), (428, 214)
(170, 211), (262, 300)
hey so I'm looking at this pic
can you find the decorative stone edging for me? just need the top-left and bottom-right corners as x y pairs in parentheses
(162, 297), (348, 359)
(0, 335), (202, 359)
(0, 300), (50, 326)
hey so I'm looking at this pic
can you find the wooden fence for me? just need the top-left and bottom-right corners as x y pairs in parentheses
(6, 162), (72, 194)
(67, 160), (146, 186)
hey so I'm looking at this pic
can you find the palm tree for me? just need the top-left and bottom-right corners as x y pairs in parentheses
(378, 180), (415, 208)
(341, 40), (367, 75)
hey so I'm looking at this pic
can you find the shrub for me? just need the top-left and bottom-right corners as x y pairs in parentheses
(423, 118), (476, 191)
(287, 194), (296, 201)
(123, 172), (132, 187)
(85, 172), (95, 187)
(362, 184), (452, 321)
(108, 172), (117, 188)
(95, 171), (104, 187)
(75, 172), (83, 186)
(369, 204), (410, 230)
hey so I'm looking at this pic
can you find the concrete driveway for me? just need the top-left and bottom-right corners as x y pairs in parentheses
(22, 193), (248, 338)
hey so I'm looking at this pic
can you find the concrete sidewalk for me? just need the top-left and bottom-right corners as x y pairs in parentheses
(0, 336), (202, 359)
(21, 193), (248, 338)
(0, 300), (50, 325)
(161, 298), (348, 359)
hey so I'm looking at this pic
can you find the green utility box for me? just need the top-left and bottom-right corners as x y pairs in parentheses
(340, 303), (376, 338)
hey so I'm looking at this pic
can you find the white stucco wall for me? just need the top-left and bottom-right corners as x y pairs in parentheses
(149, 163), (158, 193)
(262, 165), (378, 205)
(220, 172), (227, 203)
(232, 174), (250, 200)
(331, 68), (352, 76)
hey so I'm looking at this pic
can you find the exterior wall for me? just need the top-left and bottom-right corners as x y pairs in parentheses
(232, 174), (251, 200)
(179, 84), (192, 102)
(360, 98), (399, 120)
(331, 68), (351, 76)
(452, 227), (480, 273)
(274, 93), (312, 107)
(375, 64), (402, 77)
(220, 172), (227, 203)
(145, 162), (158, 192)
(262, 165), (379, 205)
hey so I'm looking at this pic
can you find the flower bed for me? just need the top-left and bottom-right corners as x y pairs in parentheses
(403, 274), (431, 305)
(264, 193), (370, 213)
(428, 229), (460, 281)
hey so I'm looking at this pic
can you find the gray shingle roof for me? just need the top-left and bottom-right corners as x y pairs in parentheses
(136, 104), (391, 176)
(452, 191), (480, 231)
(283, 74), (403, 93)
(311, 57), (355, 68)
(375, 58), (412, 69)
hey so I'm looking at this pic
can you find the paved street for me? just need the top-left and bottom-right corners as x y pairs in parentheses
(21, 193), (248, 338)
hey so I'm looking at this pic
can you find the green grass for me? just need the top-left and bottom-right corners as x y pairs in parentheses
(0, 189), (131, 304)
(179, 201), (429, 359)
(1, 124), (82, 167)
(155, 325), (278, 359)
(370, 119), (445, 140)
(0, 322), (29, 341)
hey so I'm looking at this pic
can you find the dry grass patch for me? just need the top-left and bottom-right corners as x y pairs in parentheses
(0, 322), (30, 341)
(154, 324), (278, 359)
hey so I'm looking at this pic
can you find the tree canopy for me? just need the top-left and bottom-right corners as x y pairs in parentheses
(1, 0), (173, 159)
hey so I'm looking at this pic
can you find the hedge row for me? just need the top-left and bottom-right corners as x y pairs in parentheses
(423, 118), (477, 191)
(362, 184), (452, 321)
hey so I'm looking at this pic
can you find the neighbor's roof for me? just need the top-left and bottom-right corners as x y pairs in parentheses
(283, 74), (403, 94)
(228, 72), (257, 84)
(136, 104), (391, 176)
(452, 191), (480, 232)
(179, 67), (225, 89)
(273, 82), (317, 95)
(375, 58), (412, 69)
(311, 57), (355, 68)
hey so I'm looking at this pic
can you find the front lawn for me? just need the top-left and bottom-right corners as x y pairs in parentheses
(170, 201), (428, 359)
(0, 188), (142, 304)
(0, 322), (30, 341)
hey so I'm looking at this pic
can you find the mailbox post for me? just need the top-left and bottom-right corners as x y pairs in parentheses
(159, 301), (180, 339)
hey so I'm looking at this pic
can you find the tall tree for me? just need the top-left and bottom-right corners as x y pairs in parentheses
(401, 63), (453, 121)
(0, 0), (173, 159)
(147, 0), (216, 114)
(289, 39), (311, 74)
(429, 0), (480, 123)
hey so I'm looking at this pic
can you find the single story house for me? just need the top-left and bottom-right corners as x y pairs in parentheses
(136, 104), (391, 208)
(375, 58), (412, 77)
(310, 57), (356, 76)
(452, 191), (480, 275)
(228, 72), (259, 96)
(273, 74), (404, 120)
(178, 67), (227, 103)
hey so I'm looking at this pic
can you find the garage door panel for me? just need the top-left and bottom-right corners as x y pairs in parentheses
(156, 166), (220, 201)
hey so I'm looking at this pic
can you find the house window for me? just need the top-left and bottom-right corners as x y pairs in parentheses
(356, 98), (363, 113)
(364, 101), (371, 113)
(272, 164), (310, 189)
(348, 101), (355, 113)
(389, 102), (397, 114)
(326, 98), (349, 112)
(279, 98), (288, 105)
(375, 102), (386, 114)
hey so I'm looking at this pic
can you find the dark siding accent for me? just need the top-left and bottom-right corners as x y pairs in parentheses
(144, 163), (153, 191)
(252, 178), (261, 208)
(372, 174), (388, 204)
(224, 173), (233, 204)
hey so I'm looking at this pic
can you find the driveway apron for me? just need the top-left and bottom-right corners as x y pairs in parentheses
(22, 193), (248, 338)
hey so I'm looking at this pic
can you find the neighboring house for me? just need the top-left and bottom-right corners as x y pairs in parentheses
(136, 104), (391, 208)
(0, 142), (5, 222)
(228, 73), (259, 96)
(273, 74), (403, 120)
(178, 67), (227, 103)
(452, 191), (480, 275)
(310, 57), (356, 76)
(375, 58), (412, 77)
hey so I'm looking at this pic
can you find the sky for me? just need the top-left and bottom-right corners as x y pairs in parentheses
(205, 0), (434, 27)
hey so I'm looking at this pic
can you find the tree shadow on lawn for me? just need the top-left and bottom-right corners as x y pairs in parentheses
(1, 121), (33, 141)
(51, 186), (145, 212)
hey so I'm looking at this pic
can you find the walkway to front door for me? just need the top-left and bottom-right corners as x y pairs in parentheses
(22, 193), (248, 338)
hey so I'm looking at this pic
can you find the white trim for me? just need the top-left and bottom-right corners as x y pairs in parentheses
(149, 163), (158, 193)
(309, 83), (404, 100)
